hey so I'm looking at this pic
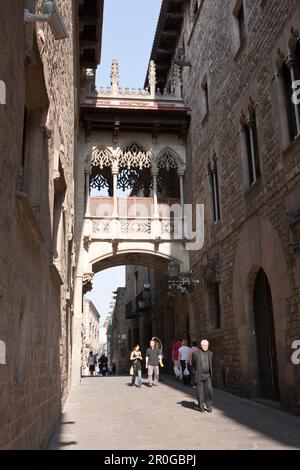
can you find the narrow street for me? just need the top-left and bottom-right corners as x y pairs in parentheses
(49, 376), (300, 450)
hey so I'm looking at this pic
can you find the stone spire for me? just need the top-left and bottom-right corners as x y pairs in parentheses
(110, 59), (119, 95)
(171, 64), (182, 99)
(148, 60), (156, 98)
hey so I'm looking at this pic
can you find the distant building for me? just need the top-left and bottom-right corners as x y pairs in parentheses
(99, 326), (108, 356)
(81, 299), (100, 371)
(111, 288), (127, 373)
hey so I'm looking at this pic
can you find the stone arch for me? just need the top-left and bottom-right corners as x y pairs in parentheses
(117, 141), (152, 169)
(156, 147), (184, 171)
(89, 147), (114, 169)
(232, 216), (291, 405)
(91, 250), (181, 276)
(88, 147), (114, 194)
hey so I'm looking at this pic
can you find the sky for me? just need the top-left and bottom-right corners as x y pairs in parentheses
(85, 0), (162, 326)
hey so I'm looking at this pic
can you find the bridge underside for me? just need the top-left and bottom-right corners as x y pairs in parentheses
(92, 250), (177, 275)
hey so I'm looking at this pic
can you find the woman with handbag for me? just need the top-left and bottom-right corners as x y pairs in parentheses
(130, 344), (143, 388)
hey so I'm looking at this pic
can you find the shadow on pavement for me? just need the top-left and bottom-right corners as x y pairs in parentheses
(162, 375), (300, 449)
(178, 400), (197, 410)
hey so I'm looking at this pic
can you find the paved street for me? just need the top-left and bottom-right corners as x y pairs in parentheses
(49, 375), (300, 450)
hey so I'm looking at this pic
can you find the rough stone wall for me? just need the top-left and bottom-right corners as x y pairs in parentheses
(181, 0), (300, 409)
(0, 0), (77, 449)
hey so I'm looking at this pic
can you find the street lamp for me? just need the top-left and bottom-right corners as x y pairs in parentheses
(168, 260), (199, 293)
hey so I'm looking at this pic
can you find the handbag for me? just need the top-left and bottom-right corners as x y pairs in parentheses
(129, 366), (134, 376)
(183, 366), (190, 376)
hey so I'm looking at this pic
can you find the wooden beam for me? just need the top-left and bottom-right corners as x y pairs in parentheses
(165, 12), (184, 20)
(160, 30), (178, 37)
(79, 16), (99, 26)
(156, 47), (174, 55)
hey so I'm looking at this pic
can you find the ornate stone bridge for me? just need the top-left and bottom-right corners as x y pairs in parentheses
(72, 60), (194, 383)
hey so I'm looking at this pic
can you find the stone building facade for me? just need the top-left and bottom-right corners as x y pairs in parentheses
(149, 0), (300, 412)
(0, 0), (103, 449)
(111, 287), (127, 373)
(81, 299), (100, 371)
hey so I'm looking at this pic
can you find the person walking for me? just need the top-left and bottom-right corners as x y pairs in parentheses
(87, 351), (96, 376)
(178, 339), (191, 385)
(99, 354), (108, 376)
(172, 338), (182, 380)
(192, 339), (213, 412)
(130, 344), (143, 388)
(145, 339), (162, 387)
(188, 340), (199, 387)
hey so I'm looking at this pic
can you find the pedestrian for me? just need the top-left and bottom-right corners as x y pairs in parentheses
(172, 337), (182, 380)
(178, 339), (191, 385)
(145, 339), (162, 387)
(151, 336), (164, 367)
(87, 351), (96, 376)
(192, 339), (213, 412)
(130, 344), (143, 387)
(99, 354), (108, 376)
(188, 340), (199, 387)
(112, 360), (116, 375)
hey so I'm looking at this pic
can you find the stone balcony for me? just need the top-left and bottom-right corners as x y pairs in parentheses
(84, 196), (184, 242)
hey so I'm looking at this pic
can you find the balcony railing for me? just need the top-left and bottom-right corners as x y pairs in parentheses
(88, 196), (181, 218)
(86, 196), (183, 241)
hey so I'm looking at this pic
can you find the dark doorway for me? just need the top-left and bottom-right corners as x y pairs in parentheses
(253, 269), (280, 400)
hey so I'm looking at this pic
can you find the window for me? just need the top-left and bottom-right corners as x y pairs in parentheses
(241, 106), (261, 186)
(16, 300), (27, 383)
(190, 0), (199, 23)
(201, 75), (209, 118)
(208, 282), (221, 330)
(53, 162), (66, 267)
(237, 3), (246, 44)
(281, 47), (300, 141)
(232, 0), (247, 53)
(208, 159), (221, 223)
(134, 271), (138, 298)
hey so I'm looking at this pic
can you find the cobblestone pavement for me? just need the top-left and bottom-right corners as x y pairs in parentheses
(49, 375), (300, 450)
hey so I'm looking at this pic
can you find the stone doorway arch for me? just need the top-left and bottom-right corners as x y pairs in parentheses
(233, 216), (292, 406)
(72, 249), (194, 384)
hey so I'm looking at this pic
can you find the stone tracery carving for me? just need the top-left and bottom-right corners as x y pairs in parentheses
(91, 147), (113, 169)
(157, 149), (180, 171)
(118, 143), (152, 170)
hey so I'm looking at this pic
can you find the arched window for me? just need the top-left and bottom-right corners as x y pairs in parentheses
(118, 143), (152, 196)
(90, 148), (113, 195)
(157, 149), (181, 199)
(208, 157), (221, 223)
(277, 39), (300, 142)
(240, 102), (261, 186)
